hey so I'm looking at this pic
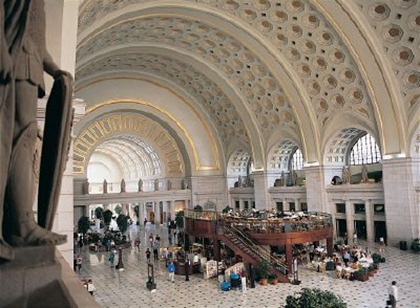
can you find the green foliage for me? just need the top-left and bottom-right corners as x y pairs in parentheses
(94, 207), (104, 219)
(133, 205), (140, 218)
(114, 204), (123, 215)
(255, 259), (271, 279)
(372, 253), (382, 264)
(116, 214), (129, 234)
(194, 205), (203, 212)
(411, 238), (420, 252)
(77, 216), (91, 235)
(285, 288), (347, 308)
(175, 210), (184, 229)
(222, 205), (232, 214)
(103, 210), (113, 226)
(85, 231), (101, 244)
(355, 267), (368, 277)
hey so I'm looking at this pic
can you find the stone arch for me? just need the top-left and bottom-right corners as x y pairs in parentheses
(267, 140), (302, 172)
(73, 113), (185, 177)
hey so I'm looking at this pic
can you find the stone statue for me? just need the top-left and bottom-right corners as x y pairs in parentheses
(292, 170), (298, 186)
(167, 179), (172, 191)
(83, 179), (90, 195)
(361, 164), (368, 183)
(0, 0), (70, 260)
(238, 175), (243, 188)
(120, 178), (126, 193)
(342, 166), (350, 184)
(182, 178), (189, 190)
(154, 178), (159, 191)
(138, 178), (143, 192)
(103, 179), (108, 194)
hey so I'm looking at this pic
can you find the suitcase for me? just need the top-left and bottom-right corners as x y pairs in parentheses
(220, 281), (231, 291)
(381, 257), (386, 263)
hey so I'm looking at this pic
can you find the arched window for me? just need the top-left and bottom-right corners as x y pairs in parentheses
(291, 148), (304, 171)
(350, 133), (381, 165)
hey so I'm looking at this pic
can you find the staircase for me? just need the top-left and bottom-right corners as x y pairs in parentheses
(218, 219), (289, 283)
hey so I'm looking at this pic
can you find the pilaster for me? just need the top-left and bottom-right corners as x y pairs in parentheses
(252, 171), (271, 210)
(304, 165), (328, 212)
(381, 158), (419, 244)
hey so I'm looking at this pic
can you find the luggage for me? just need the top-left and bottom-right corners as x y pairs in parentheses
(220, 281), (231, 291)
(326, 261), (335, 271)
(381, 257), (386, 263)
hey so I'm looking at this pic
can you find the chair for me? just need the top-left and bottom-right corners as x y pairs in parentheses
(343, 270), (351, 280)
(335, 267), (342, 279)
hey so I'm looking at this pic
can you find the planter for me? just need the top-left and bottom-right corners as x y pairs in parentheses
(271, 278), (278, 285)
(358, 274), (369, 282)
(260, 278), (268, 286)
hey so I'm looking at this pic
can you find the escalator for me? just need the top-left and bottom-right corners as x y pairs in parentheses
(218, 219), (289, 282)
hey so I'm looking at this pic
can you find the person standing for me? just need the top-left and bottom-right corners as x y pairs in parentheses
(379, 237), (385, 254)
(109, 248), (116, 267)
(185, 258), (190, 281)
(388, 281), (398, 308)
(144, 217), (147, 227)
(167, 260), (175, 283)
(76, 254), (83, 273)
(353, 231), (358, 245)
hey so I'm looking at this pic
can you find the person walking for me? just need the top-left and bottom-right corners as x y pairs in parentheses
(145, 248), (151, 263)
(388, 281), (398, 308)
(167, 260), (175, 283)
(87, 279), (96, 296)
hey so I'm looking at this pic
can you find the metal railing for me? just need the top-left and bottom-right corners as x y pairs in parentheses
(219, 219), (288, 273)
(184, 209), (332, 234)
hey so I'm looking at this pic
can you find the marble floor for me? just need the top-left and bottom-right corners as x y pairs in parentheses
(76, 224), (420, 308)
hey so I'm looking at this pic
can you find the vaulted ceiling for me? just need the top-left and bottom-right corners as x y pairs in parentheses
(74, 0), (419, 177)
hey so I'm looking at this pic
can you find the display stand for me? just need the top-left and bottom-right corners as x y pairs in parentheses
(146, 263), (157, 292)
(204, 260), (218, 279)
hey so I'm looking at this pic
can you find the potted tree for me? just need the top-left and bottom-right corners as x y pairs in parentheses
(268, 269), (279, 285)
(285, 288), (346, 308)
(356, 267), (369, 282)
(410, 238), (420, 252)
(255, 259), (271, 286)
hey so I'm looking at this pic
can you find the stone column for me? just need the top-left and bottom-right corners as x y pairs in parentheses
(381, 158), (419, 244)
(304, 166), (329, 212)
(170, 200), (175, 221)
(155, 201), (161, 225)
(253, 171), (270, 210)
(365, 200), (374, 243)
(295, 198), (300, 211)
(345, 200), (354, 239)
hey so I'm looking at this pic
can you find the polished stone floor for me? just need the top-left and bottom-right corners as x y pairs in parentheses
(77, 224), (420, 308)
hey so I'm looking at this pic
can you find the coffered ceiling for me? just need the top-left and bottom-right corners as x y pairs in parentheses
(75, 0), (419, 173)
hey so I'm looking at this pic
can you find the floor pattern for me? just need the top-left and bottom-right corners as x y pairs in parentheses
(76, 224), (420, 308)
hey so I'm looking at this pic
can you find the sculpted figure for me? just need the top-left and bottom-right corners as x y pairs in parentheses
(342, 166), (351, 184)
(120, 178), (126, 193)
(292, 170), (298, 186)
(167, 179), (172, 191)
(83, 179), (90, 195)
(0, 0), (71, 260)
(138, 178), (143, 192)
(103, 179), (108, 194)
(154, 179), (159, 191)
(237, 175), (243, 188)
(361, 164), (368, 183)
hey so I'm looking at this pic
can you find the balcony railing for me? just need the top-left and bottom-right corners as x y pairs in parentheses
(184, 209), (332, 233)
